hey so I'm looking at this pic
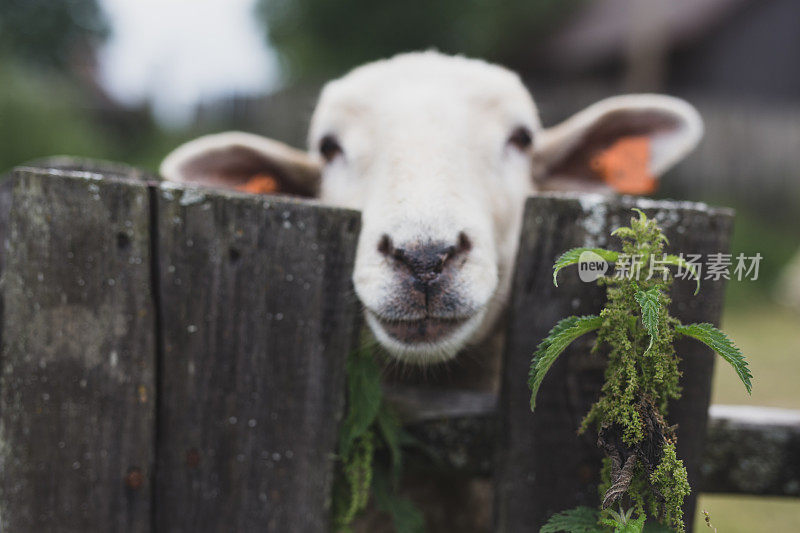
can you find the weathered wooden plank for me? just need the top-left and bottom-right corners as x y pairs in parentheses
(0, 167), (156, 532)
(495, 194), (734, 532)
(154, 183), (361, 532)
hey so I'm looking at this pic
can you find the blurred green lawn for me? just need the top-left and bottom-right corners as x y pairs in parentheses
(714, 301), (800, 409)
(694, 299), (800, 531)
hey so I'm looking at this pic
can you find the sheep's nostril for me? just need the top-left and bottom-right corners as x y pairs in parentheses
(392, 248), (406, 263)
(457, 232), (472, 253)
(436, 246), (457, 273)
(377, 234), (393, 256)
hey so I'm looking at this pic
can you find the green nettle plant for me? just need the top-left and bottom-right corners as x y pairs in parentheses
(532, 210), (752, 533)
(332, 338), (426, 533)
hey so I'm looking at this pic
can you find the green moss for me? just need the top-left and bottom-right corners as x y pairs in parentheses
(582, 212), (682, 447)
(650, 442), (690, 531)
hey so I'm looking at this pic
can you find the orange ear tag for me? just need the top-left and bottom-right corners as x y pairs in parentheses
(235, 173), (280, 195)
(589, 136), (657, 195)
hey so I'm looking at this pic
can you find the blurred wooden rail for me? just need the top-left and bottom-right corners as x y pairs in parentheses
(0, 159), (793, 533)
(390, 389), (800, 497)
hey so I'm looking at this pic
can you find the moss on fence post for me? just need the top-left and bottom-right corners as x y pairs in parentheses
(533, 210), (751, 533)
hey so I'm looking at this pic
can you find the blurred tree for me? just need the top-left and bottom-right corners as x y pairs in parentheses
(0, 0), (194, 172)
(257, 0), (583, 81)
(0, 64), (112, 172)
(0, 0), (108, 73)
(0, 61), (206, 173)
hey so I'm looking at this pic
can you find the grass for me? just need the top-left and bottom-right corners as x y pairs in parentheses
(712, 300), (800, 409)
(692, 297), (800, 531)
(695, 495), (800, 532)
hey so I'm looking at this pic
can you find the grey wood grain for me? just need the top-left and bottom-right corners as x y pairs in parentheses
(0, 167), (156, 532)
(154, 183), (361, 533)
(494, 194), (733, 532)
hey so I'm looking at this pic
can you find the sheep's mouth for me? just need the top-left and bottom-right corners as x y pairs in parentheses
(369, 312), (471, 345)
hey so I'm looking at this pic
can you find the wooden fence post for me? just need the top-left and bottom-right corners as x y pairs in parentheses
(0, 166), (156, 532)
(495, 194), (734, 532)
(154, 184), (361, 532)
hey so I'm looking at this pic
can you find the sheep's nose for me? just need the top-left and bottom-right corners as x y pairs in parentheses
(378, 232), (472, 283)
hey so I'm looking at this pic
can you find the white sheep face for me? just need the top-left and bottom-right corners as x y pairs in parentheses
(310, 54), (538, 362)
(160, 51), (703, 365)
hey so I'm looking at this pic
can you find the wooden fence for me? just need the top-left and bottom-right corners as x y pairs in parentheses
(0, 160), (797, 532)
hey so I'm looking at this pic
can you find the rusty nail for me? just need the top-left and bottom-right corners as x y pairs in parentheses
(186, 448), (201, 468)
(125, 467), (144, 490)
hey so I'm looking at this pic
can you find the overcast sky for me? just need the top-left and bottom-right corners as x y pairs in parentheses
(97, 0), (279, 126)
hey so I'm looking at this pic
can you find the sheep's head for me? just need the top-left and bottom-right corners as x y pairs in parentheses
(160, 51), (702, 364)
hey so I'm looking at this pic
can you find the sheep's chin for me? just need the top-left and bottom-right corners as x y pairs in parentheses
(364, 309), (487, 365)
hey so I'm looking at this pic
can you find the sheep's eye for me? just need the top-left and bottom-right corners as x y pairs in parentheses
(319, 135), (343, 162)
(508, 126), (533, 150)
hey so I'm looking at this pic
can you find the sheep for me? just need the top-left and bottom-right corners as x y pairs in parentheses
(160, 51), (703, 532)
(161, 51), (702, 370)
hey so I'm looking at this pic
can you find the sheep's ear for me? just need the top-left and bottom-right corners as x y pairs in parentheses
(160, 131), (320, 197)
(534, 95), (702, 194)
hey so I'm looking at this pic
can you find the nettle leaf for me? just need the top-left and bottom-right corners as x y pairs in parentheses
(601, 507), (647, 533)
(372, 466), (426, 533)
(339, 346), (383, 456)
(664, 254), (700, 295)
(634, 288), (661, 351)
(541, 506), (602, 533)
(611, 226), (636, 240)
(619, 514), (647, 533)
(529, 315), (602, 411)
(376, 407), (404, 483)
(675, 322), (752, 394)
(553, 247), (620, 287)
